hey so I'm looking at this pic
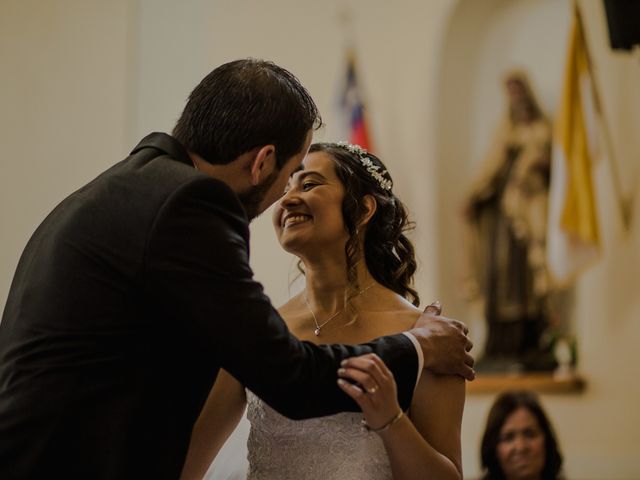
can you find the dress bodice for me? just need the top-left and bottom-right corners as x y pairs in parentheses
(245, 390), (392, 479)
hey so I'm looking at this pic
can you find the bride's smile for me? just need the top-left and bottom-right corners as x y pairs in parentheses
(282, 213), (312, 228)
(273, 151), (349, 256)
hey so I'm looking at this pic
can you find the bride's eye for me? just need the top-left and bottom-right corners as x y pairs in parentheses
(301, 182), (318, 191)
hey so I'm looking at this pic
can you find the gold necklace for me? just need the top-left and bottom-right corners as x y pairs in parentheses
(304, 283), (375, 336)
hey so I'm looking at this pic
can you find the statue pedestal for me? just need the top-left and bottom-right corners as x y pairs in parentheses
(467, 370), (585, 395)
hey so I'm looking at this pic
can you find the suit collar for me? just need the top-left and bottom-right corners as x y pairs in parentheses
(131, 132), (251, 226)
(131, 132), (193, 167)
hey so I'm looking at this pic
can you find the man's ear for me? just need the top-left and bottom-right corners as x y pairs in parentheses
(249, 145), (277, 186)
(359, 195), (378, 227)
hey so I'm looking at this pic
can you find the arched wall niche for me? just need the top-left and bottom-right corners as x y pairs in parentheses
(435, 0), (572, 358)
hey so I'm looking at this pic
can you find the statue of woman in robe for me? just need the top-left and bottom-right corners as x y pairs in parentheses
(462, 70), (557, 373)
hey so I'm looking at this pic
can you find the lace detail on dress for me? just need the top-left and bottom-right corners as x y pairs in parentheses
(246, 391), (392, 479)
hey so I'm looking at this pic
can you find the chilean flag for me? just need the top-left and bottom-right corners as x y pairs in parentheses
(340, 52), (373, 151)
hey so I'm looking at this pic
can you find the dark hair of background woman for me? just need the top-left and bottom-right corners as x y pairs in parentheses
(480, 390), (563, 480)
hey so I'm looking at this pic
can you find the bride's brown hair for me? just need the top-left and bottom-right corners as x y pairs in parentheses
(301, 143), (420, 307)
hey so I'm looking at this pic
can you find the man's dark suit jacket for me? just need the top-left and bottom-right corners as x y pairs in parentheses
(0, 133), (418, 479)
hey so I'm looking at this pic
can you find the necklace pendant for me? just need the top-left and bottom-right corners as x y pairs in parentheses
(314, 328), (321, 336)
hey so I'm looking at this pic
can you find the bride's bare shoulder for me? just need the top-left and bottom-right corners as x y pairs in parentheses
(277, 294), (305, 314)
(276, 294), (309, 330)
(362, 293), (422, 334)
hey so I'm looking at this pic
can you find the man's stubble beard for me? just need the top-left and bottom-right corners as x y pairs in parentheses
(238, 168), (280, 222)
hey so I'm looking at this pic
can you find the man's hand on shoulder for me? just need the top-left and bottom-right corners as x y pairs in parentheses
(409, 301), (475, 381)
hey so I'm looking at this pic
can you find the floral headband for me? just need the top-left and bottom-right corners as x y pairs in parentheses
(334, 141), (393, 191)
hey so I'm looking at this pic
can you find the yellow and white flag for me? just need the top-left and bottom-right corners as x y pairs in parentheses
(547, 8), (601, 287)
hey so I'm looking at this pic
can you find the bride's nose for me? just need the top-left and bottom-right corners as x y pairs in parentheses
(279, 188), (302, 208)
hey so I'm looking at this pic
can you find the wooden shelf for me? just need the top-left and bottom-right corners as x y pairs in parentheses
(467, 370), (586, 395)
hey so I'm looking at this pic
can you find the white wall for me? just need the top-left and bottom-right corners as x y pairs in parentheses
(1, 0), (639, 478)
(0, 0), (132, 310)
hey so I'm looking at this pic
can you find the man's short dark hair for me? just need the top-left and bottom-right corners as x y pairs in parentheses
(173, 59), (321, 168)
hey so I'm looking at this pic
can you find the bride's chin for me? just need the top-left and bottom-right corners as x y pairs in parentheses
(279, 238), (306, 255)
(280, 238), (318, 258)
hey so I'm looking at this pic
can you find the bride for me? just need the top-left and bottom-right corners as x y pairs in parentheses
(180, 142), (465, 479)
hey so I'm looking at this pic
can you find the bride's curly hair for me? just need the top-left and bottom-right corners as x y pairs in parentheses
(304, 142), (420, 307)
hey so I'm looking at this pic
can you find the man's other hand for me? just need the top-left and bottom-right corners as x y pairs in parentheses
(408, 301), (475, 381)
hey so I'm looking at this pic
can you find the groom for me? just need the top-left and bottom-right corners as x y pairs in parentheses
(0, 59), (473, 479)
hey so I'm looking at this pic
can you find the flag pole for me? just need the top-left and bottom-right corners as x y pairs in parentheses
(338, 7), (357, 76)
(337, 5), (356, 53)
(575, 2), (634, 232)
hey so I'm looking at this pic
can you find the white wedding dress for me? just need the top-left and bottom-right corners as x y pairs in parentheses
(205, 336), (423, 479)
(204, 391), (395, 480)
(244, 390), (393, 479)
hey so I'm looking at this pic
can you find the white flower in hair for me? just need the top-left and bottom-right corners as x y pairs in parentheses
(335, 141), (393, 191)
(336, 141), (368, 157)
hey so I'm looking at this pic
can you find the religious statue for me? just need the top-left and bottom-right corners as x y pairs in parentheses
(462, 70), (557, 373)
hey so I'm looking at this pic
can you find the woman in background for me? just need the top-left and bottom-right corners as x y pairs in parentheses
(480, 390), (563, 480)
(180, 142), (465, 479)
